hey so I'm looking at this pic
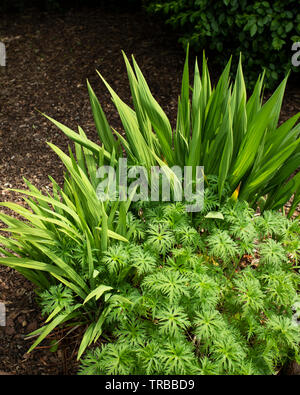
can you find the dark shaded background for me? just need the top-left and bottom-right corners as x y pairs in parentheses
(0, 0), (142, 12)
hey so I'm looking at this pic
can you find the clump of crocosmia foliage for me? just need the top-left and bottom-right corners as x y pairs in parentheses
(42, 49), (300, 216)
(79, 188), (300, 375)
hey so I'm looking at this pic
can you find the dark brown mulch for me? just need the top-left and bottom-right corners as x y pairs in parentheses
(0, 5), (299, 375)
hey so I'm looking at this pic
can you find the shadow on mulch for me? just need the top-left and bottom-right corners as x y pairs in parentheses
(0, 5), (299, 375)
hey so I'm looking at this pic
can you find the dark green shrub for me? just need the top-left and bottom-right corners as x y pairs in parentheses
(144, 0), (300, 88)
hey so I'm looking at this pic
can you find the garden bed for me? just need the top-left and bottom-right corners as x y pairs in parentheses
(0, 5), (299, 375)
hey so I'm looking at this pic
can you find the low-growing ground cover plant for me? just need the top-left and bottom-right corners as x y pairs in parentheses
(78, 188), (300, 375)
(0, 51), (299, 374)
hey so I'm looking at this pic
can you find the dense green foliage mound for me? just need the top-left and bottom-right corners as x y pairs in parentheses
(144, 0), (300, 88)
(79, 191), (300, 375)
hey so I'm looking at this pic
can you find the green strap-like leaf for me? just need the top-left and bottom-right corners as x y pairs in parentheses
(77, 322), (97, 360)
(83, 285), (113, 305)
(27, 311), (79, 353)
(87, 80), (117, 153)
